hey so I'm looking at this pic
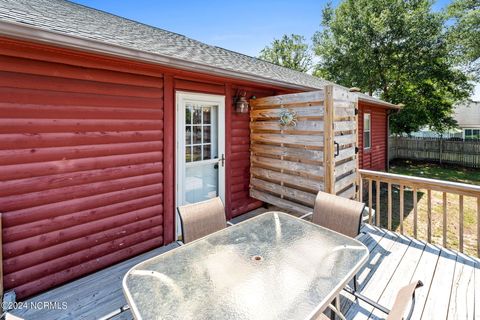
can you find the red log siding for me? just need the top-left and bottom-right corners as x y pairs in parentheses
(0, 45), (165, 298)
(0, 37), (296, 297)
(358, 102), (388, 171)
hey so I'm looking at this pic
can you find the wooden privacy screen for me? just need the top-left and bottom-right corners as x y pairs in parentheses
(249, 85), (358, 215)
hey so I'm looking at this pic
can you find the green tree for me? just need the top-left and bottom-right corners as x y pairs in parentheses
(313, 0), (472, 134)
(259, 34), (313, 73)
(447, 0), (480, 78)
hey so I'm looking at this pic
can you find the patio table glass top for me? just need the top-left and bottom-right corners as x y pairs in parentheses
(123, 211), (369, 320)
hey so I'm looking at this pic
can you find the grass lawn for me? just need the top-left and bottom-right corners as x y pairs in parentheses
(370, 160), (479, 257)
(389, 159), (480, 186)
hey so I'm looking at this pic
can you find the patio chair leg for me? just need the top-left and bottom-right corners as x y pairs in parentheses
(328, 296), (347, 320)
(330, 297), (336, 319)
(353, 275), (358, 293)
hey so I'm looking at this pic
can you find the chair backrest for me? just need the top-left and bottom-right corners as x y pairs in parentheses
(311, 191), (365, 238)
(177, 197), (227, 244)
(387, 280), (423, 320)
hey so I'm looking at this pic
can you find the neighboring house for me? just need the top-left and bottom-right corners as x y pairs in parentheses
(0, 0), (398, 298)
(408, 100), (480, 139)
(453, 100), (480, 139)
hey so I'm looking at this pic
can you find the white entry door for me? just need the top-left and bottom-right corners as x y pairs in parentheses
(176, 92), (225, 235)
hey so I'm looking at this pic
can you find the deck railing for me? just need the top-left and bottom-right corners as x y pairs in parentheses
(358, 169), (480, 257)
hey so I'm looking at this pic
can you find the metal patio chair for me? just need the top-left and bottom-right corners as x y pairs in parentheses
(302, 191), (423, 320)
(300, 190), (365, 238)
(301, 191), (365, 319)
(317, 280), (423, 320)
(177, 197), (233, 244)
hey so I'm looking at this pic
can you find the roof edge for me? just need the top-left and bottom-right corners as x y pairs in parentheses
(0, 20), (318, 91)
(358, 95), (401, 109)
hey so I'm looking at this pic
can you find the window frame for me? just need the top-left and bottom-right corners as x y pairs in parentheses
(464, 128), (480, 140)
(363, 113), (371, 150)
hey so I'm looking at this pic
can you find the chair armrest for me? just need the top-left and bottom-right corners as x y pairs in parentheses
(227, 221), (235, 226)
(299, 212), (313, 220)
(386, 280), (423, 320)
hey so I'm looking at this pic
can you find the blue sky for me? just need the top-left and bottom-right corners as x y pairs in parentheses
(72, 0), (478, 100)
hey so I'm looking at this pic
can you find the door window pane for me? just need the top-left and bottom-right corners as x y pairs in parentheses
(203, 126), (211, 143)
(192, 145), (202, 161)
(185, 105), (192, 125)
(185, 146), (192, 162)
(203, 107), (211, 124)
(193, 126), (202, 144)
(185, 126), (192, 145)
(193, 106), (202, 124)
(203, 144), (211, 160)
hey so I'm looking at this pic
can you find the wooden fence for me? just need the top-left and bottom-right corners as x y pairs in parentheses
(389, 136), (480, 168)
(249, 85), (358, 215)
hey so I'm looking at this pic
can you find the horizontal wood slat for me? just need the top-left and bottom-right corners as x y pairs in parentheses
(250, 91), (324, 108)
(251, 105), (324, 119)
(251, 167), (323, 191)
(252, 133), (323, 147)
(250, 120), (324, 132)
(250, 87), (358, 213)
(249, 189), (312, 215)
(251, 144), (323, 161)
(251, 155), (324, 178)
(250, 178), (316, 206)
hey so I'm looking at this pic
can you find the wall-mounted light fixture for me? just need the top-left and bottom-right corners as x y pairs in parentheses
(234, 89), (249, 113)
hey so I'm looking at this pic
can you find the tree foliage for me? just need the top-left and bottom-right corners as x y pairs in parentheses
(313, 0), (472, 134)
(258, 34), (313, 73)
(446, 0), (480, 78)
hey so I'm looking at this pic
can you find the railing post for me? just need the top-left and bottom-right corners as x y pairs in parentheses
(427, 190), (432, 243)
(413, 187), (418, 239)
(376, 180), (380, 226)
(368, 179), (373, 224)
(459, 195), (464, 253)
(359, 175), (363, 203)
(443, 192), (447, 248)
(477, 197), (480, 257)
(387, 183), (392, 230)
(399, 185), (404, 234)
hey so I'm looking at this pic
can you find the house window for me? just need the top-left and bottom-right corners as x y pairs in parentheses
(364, 113), (371, 149)
(464, 128), (480, 140)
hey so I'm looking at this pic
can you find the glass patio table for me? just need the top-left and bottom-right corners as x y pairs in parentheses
(123, 211), (369, 320)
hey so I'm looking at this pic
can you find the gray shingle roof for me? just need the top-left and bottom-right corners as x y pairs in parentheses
(0, 0), (332, 89)
(0, 0), (397, 108)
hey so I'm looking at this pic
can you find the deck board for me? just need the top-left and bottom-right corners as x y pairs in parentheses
(447, 253), (476, 319)
(11, 243), (178, 320)
(9, 209), (478, 320)
(420, 247), (458, 320)
(367, 237), (427, 320)
(344, 232), (411, 319)
(474, 258), (480, 320)
(405, 243), (442, 320)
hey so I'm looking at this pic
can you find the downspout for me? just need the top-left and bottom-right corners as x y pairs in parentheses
(386, 108), (401, 171)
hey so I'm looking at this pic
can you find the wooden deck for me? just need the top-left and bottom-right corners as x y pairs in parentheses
(11, 208), (479, 320)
